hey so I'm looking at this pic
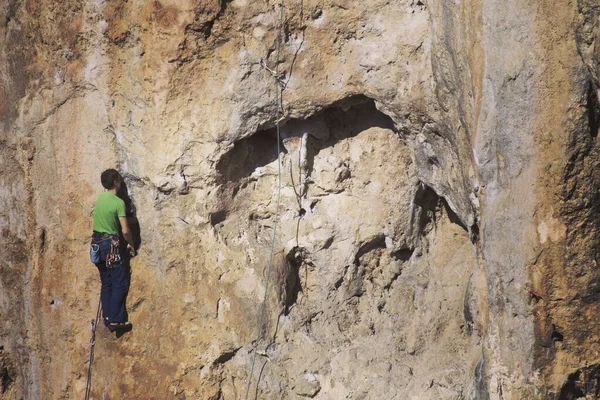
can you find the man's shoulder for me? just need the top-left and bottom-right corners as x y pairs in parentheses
(96, 192), (124, 206)
(113, 194), (125, 204)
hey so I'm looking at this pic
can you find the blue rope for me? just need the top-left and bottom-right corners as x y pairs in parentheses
(244, 1), (285, 399)
(84, 297), (101, 400)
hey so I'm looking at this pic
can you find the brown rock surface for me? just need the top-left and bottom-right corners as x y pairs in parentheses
(0, 0), (599, 399)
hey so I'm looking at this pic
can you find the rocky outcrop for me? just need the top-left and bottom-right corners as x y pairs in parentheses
(0, 0), (599, 399)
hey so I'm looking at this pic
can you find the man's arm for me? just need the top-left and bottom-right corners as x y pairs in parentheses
(119, 216), (135, 248)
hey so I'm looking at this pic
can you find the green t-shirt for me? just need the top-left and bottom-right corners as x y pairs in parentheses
(93, 192), (126, 235)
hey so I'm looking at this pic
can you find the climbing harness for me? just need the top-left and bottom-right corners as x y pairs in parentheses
(106, 236), (122, 267)
(84, 297), (101, 400)
(244, 1), (285, 399)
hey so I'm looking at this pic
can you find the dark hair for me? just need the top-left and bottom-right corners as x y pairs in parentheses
(101, 169), (122, 190)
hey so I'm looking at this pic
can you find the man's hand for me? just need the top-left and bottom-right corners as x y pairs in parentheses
(120, 216), (135, 253)
(127, 243), (136, 257)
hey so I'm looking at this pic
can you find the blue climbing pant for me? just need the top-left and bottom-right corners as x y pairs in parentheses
(92, 231), (130, 323)
(96, 261), (130, 323)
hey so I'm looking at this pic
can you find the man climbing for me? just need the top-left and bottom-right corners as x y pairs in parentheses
(90, 169), (134, 332)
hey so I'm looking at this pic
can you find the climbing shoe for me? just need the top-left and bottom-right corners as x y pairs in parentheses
(108, 321), (132, 332)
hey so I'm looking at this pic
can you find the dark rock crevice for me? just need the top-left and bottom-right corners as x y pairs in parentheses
(283, 246), (308, 315)
(412, 182), (469, 238)
(558, 365), (600, 400)
(472, 357), (490, 400)
(216, 128), (285, 183)
(212, 346), (241, 366)
(214, 95), (400, 229)
(217, 95), (395, 185)
(586, 81), (599, 139)
(0, 347), (15, 395)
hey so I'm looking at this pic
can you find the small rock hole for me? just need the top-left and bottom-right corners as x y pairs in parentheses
(551, 324), (564, 342)
(39, 227), (46, 253)
(391, 248), (413, 262)
(210, 210), (227, 226)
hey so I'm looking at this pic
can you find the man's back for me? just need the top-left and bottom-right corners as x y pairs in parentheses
(93, 191), (126, 236)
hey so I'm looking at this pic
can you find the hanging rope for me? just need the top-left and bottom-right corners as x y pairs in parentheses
(84, 297), (101, 400)
(244, 1), (285, 399)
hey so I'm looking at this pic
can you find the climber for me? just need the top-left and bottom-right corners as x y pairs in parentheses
(89, 169), (135, 332)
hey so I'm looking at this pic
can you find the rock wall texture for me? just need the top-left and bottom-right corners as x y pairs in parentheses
(1, 0), (600, 399)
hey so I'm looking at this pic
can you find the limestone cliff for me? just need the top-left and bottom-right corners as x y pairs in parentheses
(1, 0), (599, 399)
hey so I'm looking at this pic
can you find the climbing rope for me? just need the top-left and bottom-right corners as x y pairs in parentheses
(84, 297), (101, 400)
(244, 1), (285, 399)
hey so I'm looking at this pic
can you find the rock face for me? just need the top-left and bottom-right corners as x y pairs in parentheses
(0, 0), (599, 399)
